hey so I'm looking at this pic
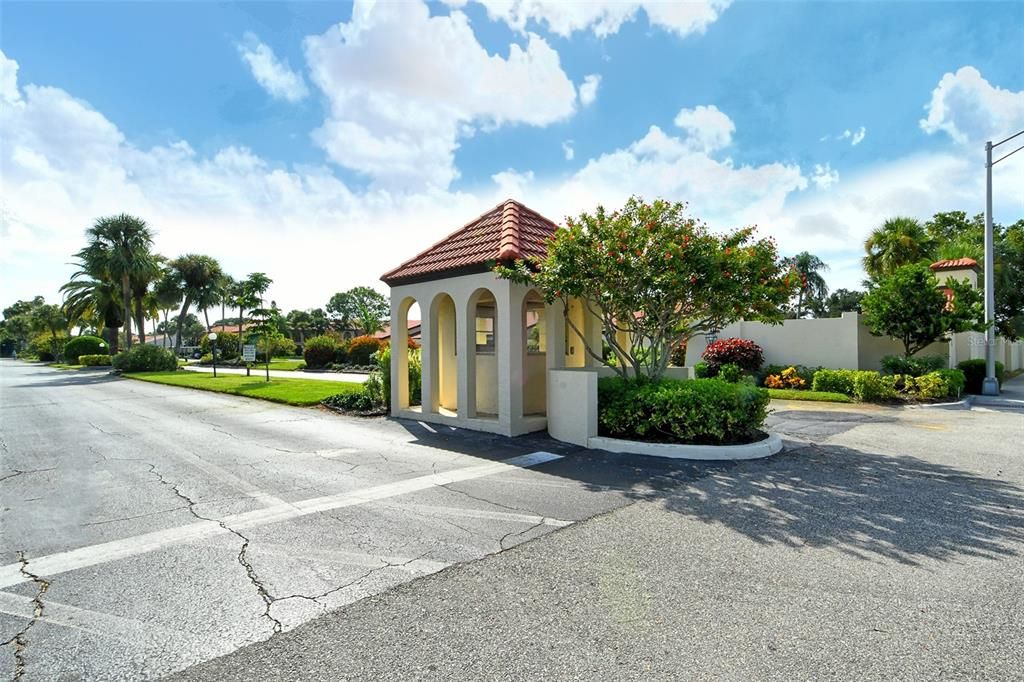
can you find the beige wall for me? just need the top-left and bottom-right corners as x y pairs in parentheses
(474, 352), (498, 415)
(524, 354), (546, 415)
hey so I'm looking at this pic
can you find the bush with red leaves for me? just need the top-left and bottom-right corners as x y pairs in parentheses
(701, 338), (764, 373)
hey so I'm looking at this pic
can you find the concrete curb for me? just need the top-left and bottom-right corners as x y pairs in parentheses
(906, 396), (973, 410)
(587, 432), (784, 461)
(970, 395), (1024, 410)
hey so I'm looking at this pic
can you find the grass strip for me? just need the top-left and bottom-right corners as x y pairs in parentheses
(767, 388), (853, 403)
(123, 371), (360, 406)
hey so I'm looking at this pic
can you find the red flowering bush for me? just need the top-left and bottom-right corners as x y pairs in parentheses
(702, 338), (764, 373)
(347, 335), (384, 365)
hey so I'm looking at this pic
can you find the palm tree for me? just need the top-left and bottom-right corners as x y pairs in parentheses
(286, 309), (313, 346)
(784, 251), (830, 318)
(130, 255), (163, 345)
(169, 254), (224, 352)
(61, 276), (123, 354)
(235, 272), (272, 353)
(863, 217), (937, 281)
(217, 274), (236, 327)
(153, 270), (183, 349)
(79, 214), (157, 349)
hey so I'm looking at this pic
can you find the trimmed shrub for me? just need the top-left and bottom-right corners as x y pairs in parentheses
(255, 333), (296, 361)
(65, 335), (105, 363)
(112, 345), (178, 372)
(303, 335), (337, 369)
(881, 354), (946, 377)
(764, 366), (808, 390)
(334, 341), (350, 365)
(323, 389), (378, 412)
(347, 335), (383, 365)
(693, 361), (713, 378)
(852, 371), (895, 402)
(30, 332), (67, 362)
(79, 354), (112, 366)
(598, 377), (770, 445)
(957, 359), (1005, 394)
(812, 369), (856, 395)
(200, 331), (240, 361)
(716, 363), (744, 383)
(701, 338), (764, 373)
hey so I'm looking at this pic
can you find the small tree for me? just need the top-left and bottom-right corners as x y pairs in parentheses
(861, 263), (985, 357)
(497, 197), (798, 381)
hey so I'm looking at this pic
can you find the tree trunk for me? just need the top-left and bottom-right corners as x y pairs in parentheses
(134, 296), (147, 345)
(238, 306), (244, 353)
(204, 308), (211, 331)
(122, 275), (133, 349)
(175, 294), (193, 353)
(108, 325), (120, 355)
(162, 311), (169, 348)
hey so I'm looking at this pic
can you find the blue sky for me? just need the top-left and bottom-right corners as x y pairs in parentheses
(2, 1), (1022, 311)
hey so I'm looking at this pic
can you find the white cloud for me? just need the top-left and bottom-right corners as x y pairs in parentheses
(811, 163), (839, 189)
(303, 0), (578, 191)
(921, 65), (1024, 145)
(823, 126), (866, 146)
(459, 0), (732, 38)
(579, 74), (601, 106)
(1, 50), (20, 103)
(562, 140), (574, 160)
(673, 104), (734, 152)
(236, 33), (309, 102)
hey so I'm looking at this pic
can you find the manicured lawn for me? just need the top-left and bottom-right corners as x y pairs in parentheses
(49, 363), (84, 370)
(123, 371), (360, 406)
(266, 358), (305, 371)
(767, 388), (853, 403)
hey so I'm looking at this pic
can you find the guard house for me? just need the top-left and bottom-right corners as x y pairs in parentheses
(380, 199), (602, 437)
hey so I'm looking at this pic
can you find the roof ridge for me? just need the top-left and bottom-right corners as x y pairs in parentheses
(497, 199), (522, 260)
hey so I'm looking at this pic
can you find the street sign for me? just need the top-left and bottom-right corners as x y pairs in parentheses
(242, 344), (257, 362)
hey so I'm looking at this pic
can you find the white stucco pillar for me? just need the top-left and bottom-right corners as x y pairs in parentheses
(420, 307), (438, 414)
(390, 298), (408, 414)
(498, 283), (525, 434)
(456, 294), (475, 419)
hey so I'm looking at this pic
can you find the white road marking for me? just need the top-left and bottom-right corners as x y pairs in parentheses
(396, 503), (573, 528)
(166, 447), (288, 508)
(0, 591), (217, 654)
(0, 451), (562, 589)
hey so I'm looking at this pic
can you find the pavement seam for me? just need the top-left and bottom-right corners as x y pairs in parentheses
(0, 552), (50, 681)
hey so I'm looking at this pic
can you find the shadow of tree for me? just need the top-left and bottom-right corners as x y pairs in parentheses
(645, 442), (1024, 566)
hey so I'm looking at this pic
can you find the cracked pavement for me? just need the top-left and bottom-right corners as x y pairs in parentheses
(0, 361), (631, 680)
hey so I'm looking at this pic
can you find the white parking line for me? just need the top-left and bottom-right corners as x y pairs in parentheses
(0, 451), (562, 589)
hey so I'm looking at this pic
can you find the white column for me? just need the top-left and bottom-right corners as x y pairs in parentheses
(390, 298), (408, 414)
(457, 294), (475, 419)
(497, 283), (524, 434)
(420, 304), (437, 414)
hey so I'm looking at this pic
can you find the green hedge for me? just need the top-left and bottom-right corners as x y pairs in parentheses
(880, 354), (946, 377)
(598, 377), (770, 445)
(112, 345), (178, 373)
(64, 336), (105, 364)
(79, 354), (112, 366)
(957, 359), (1005, 394)
(812, 367), (965, 401)
(304, 335), (336, 369)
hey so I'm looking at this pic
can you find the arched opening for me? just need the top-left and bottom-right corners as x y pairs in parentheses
(523, 290), (547, 416)
(428, 293), (457, 415)
(394, 296), (421, 411)
(466, 288), (499, 418)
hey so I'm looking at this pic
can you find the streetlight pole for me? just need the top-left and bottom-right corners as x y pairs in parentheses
(208, 332), (218, 378)
(981, 129), (1024, 396)
(982, 141), (997, 396)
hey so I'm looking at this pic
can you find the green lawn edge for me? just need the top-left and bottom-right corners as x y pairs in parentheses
(123, 371), (361, 406)
(767, 388), (853, 403)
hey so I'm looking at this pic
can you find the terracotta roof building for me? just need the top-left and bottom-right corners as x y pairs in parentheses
(930, 258), (978, 272)
(380, 199), (559, 286)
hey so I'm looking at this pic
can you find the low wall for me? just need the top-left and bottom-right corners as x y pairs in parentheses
(546, 369), (596, 447)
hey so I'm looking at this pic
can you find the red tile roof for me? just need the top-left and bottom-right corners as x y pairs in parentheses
(930, 258), (978, 271)
(381, 199), (559, 285)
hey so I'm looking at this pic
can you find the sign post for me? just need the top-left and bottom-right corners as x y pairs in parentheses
(242, 344), (256, 377)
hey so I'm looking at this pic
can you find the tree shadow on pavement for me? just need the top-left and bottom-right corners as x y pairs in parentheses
(13, 372), (122, 388)
(645, 441), (1024, 566)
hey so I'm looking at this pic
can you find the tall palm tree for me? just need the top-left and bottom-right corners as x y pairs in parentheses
(169, 254), (224, 352)
(129, 255), (163, 345)
(78, 214), (157, 349)
(784, 251), (830, 318)
(863, 217), (937, 281)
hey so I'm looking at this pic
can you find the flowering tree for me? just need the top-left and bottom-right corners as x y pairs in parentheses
(496, 197), (798, 381)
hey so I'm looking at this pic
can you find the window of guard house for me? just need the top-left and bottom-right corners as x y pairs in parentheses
(475, 303), (495, 353)
(525, 297), (546, 353)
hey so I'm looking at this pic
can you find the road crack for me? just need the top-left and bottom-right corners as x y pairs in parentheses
(0, 467), (56, 485)
(1, 552), (50, 681)
(143, 463), (284, 635)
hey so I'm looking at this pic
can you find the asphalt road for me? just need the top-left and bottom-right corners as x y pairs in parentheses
(3, 360), (1023, 680)
(0, 361), (641, 680)
(176, 390), (1024, 680)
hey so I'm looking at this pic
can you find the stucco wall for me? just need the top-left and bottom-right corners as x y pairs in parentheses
(524, 353), (546, 415)
(475, 352), (498, 415)
(546, 369), (596, 447)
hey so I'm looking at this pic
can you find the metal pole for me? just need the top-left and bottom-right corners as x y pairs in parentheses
(982, 140), (999, 396)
